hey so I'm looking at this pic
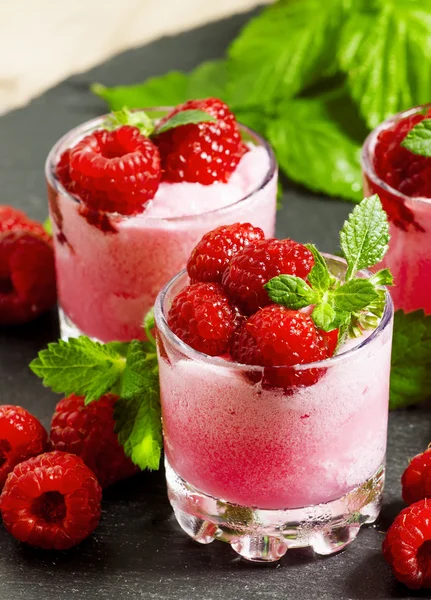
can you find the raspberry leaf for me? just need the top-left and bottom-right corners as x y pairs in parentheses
(306, 244), (332, 294)
(155, 109), (216, 134)
(332, 279), (379, 312)
(390, 310), (431, 409)
(401, 119), (431, 157)
(265, 275), (320, 309)
(29, 337), (126, 403)
(104, 108), (155, 136)
(340, 195), (390, 280)
(115, 341), (161, 470)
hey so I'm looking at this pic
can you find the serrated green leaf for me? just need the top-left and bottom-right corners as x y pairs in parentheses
(332, 279), (379, 312)
(312, 302), (337, 331)
(306, 244), (331, 294)
(340, 195), (390, 279)
(265, 275), (319, 309)
(267, 90), (363, 201)
(29, 337), (126, 403)
(115, 341), (162, 470)
(104, 107), (154, 136)
(369, 268), (394, 287)
(338, 0), (431, 129)
(227, 0), (351, 108)
(401, 118), (431, 157)
(187, 60), (228, 100)
(390, 309), (431, 409)
(156, 109), (216, 134)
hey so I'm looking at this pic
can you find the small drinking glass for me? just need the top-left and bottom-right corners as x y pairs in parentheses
(155, 257), (394, 562)
(45, 109), (278, 342)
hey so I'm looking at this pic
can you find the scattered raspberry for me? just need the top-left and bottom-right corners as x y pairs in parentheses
(0, 451), (101, 550)
(154, 97), (247, 184)
(57, 125), (161, 215)
(383, 499), (431, 590)
(187, 223), (265, 284)
(168, 282), (240, 356)
(402, 449), (431, 506)
(222, 238), (314, 314)
(50, 394), (138, 489)
(0, 206), (56, 325)
(0, 405), (48, 489)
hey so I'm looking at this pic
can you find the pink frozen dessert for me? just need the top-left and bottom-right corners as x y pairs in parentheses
(45, 99), (277, 342)
(155, 198), (394, 561)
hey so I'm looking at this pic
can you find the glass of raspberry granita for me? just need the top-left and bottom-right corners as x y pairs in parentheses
(362, 104), (431, 314)
(155, 222), (394, 562)
(45, 100), (277, 342)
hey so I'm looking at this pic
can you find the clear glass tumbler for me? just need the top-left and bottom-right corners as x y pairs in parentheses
(45, 109), (278, 342)
(362, 104), (431, 314)
(155, 258), (394, 562)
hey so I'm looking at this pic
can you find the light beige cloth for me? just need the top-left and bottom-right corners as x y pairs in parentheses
(0, 0), (268, 115)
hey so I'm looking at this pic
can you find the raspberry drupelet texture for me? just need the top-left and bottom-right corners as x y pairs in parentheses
(168, 282), (241, 356)
(56, 125), (161, 215)
(187, 222), (265, 284)
(50, 394), (138, 489)
(0, 205), (56, 325)
(0, 451), (102, 550)
(231, 305), (334, 388)
(222, 238), (314, 314)
(402, 449), (431, 506)
(383, 499), (431, 589)
(154, 97), (247, 185)
(0, 405), (48, 489)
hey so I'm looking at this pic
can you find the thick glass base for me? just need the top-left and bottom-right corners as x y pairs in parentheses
(166, 459), (385, 562)
(58, 307), (95, 341)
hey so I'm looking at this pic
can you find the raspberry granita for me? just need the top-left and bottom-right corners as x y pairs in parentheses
(155, 203), (394, 562)
(362, 104), (431, 314)
(45, 101), (277, 342)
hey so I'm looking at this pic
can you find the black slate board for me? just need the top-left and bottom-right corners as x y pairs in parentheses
(0, 10), (430, 600)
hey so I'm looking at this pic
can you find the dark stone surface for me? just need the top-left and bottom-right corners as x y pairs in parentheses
(0, 10), (429, 600)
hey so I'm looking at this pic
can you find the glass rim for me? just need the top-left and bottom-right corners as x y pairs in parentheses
(154, 254), (394, 372)
(44, 107), (278, 223)
(361, 102), (431, 206)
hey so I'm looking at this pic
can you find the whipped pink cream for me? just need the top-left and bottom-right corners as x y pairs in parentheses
(50, 145), (277, 342)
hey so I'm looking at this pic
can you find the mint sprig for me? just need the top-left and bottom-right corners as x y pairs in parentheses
(30, 332), (162, 470)
(401, 118), (431, 157)
(265, 195), (392, 338)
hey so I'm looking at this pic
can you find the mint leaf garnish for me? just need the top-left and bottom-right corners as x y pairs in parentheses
(369, 269), (394, 287)
(265, 275), (319, 309)
(340, 194), (390, 280)
(390, 310), (431, 409)
(306, 244), (332, 294)
(29, 337), (126, 403)
(104, 107), (155, 136)
(312, 302), (337, 332)
(156, 109), (216, 134)
(43, 217), (52, 236)
(143, 307), (156, 347)
(401, 119), (431, 157)
(332, 279), (379, 312)
(115, 341), (161, 470)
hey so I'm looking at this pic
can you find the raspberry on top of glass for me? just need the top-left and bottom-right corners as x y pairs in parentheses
(46, 99), (277, 342)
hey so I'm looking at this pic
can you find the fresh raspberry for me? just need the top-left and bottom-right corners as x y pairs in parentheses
(383, 499), (431, 589)
(168, 282), (240, 356)
(401, 449), (431, 505)
(154, 97), (247, 184)
(231, 305), (335, 388)
(0, 405), (48, 489)
(187, 223), (265, 284)
(50, 394), (138, 489)
(0, 451), (101, 550)
(0, 206), (56, 325)
(222, 238), (314, 314)
(57, 125), (161, 215)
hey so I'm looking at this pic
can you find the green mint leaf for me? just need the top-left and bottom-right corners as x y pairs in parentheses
(155, 109), (216, 134)
(306, 244), (332, 294)
(29, 337), (126, 403)
(338, 1), (431, 129)
(104, 108), (154, 136)
(312, 302), (336, 331)
(401, 119), (431, 157)
(369, 268), (394, 287)
(340, 195), (390, 279)
(115, 341), (161, 470)
(227, 0), (350, 108)
(332, 279), (379, 312)
(267, 90), (363, 202)
(390, 310), (431, 409)
(265, 275), (320, 309)
(43, 217), (52, 236)
(143, 307), (156, 348)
